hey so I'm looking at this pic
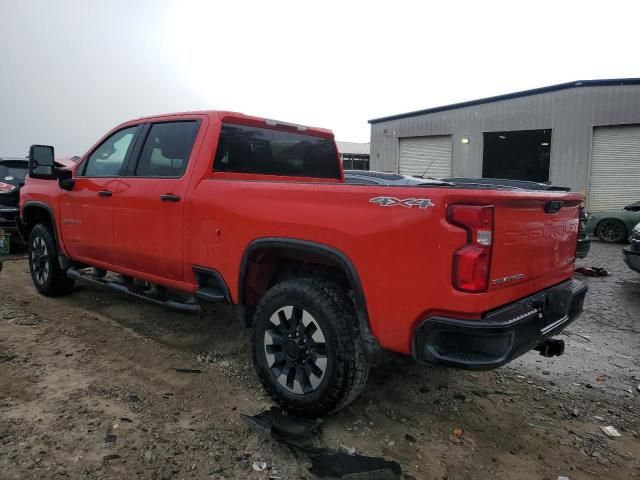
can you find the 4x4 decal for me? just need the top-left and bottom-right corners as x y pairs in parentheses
(369, 197), (434, 209)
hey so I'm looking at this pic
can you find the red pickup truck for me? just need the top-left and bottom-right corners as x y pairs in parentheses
(20, 111), (587, 417)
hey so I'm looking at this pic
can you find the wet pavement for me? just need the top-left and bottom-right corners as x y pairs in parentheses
(1, 241), (639, 479)
(515, 240), (640, 395)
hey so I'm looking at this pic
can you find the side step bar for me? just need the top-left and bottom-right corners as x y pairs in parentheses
(66, 267), (201, 313)
(195, 287), (226, 303)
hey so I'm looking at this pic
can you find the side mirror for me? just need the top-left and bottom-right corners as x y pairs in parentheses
(57, 168), (75, 191)
(29, 145), (56, 179)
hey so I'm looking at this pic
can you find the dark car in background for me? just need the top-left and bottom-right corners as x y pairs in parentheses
(343, 170), (447, 186)
(576, 207), (591, 259)
(0, 157), (29, 238)
(623, 223), (640, 273)
(586, 201), (640, 243)
(0, 156), (77, 246)
(441, 177), (571, 192)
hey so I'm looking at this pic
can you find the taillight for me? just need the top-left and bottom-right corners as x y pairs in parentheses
(0, 182), (16, 193)
(448, 204), (494, 292)
(579, 206), (588, 233)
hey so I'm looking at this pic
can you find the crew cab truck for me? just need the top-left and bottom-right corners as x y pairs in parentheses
(20, 111), (587, 417)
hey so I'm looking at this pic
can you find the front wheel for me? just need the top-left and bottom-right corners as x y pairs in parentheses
(595, 219), (627, 243)
(251, 278), (369, 418)
(28, 223), (75, 296)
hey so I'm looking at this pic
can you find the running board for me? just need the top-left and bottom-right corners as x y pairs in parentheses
(66, 267), (200, 313)
(195, 287), (226, 303)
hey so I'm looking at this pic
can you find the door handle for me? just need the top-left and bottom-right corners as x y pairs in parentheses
(160, 194), (181, 202)
(98, 190), (113, 197)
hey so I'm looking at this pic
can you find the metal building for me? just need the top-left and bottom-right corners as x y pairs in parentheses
(336, 141), (370, 170)
(369, 79), (640, 210)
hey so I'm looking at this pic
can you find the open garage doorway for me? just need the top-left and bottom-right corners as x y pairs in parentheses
(482, 129), (551, 182)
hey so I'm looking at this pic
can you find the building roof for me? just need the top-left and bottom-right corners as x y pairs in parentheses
(335, 141), (370, 155)
(368, 78), (640, 124)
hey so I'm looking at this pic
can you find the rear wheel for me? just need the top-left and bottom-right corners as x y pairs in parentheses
(251, 278), (369, 418)
(595, 219), (627, 243)
(28, 223), (75, 296)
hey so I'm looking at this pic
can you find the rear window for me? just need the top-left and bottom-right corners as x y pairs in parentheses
(0, 160), (28, 183)
(213, 123), (340, 179)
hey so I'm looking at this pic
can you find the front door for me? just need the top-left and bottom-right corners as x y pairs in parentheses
(112, 120), (200, 281)
(60, 125), (141, 265)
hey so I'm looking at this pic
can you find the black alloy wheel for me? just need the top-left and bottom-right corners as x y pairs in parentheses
(596, 219), (627, 243)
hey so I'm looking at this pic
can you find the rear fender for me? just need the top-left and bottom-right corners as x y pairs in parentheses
(239, 238), (387, 364)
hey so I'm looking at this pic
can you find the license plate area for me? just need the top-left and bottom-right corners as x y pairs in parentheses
(483, 280), (587, 331)
(531, 289), (573, 329)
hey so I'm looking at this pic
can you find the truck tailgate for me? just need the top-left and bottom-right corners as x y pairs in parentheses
(490, 198), (580, 292)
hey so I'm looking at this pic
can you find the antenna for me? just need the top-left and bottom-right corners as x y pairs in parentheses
(418, 154), (439, 179)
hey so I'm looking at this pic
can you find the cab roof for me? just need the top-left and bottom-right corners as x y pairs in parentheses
(124, 110), (334, 137)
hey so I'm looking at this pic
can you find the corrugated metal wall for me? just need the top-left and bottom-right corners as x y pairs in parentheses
(589, 125), (640, 210)
(398, 136), (452, 177)
(369, 85), (640, 195)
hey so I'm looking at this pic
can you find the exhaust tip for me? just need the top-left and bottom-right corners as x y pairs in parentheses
(535, 338), (565, 358)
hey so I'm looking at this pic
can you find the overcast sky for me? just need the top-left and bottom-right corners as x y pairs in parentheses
(1, 0), (639, 156)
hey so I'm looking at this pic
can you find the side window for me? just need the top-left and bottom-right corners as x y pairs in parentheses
(83, 126), (139, 177)
(135, 121), (199, 177)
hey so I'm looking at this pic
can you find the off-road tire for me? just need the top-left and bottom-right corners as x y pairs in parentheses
(251, 278), (369, 418)
(28, 223), (75, 296)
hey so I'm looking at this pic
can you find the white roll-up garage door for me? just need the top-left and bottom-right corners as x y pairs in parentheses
(589, 125), (640, 210)
(398, 136), (452, 178)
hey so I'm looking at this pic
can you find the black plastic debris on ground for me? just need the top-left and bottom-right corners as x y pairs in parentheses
(241, 407), (403, 479)
(0, 354), (16, 363)
(309, 452), (402, 480)
(575, 266), (609, 277)
(241, 406), (320, 445)
(175, 368), (202, 374)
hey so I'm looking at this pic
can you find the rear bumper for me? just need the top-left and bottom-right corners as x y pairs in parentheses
(412, 279), (588, 369)
(623, 246), (640, 273)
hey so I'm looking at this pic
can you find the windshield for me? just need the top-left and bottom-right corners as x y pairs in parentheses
(624, 201), (640, 211)
(0, 160), (28, 183)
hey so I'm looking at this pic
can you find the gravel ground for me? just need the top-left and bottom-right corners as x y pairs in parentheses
(0, 241), (639, 479)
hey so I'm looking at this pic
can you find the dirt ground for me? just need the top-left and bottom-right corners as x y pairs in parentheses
(1, 242), (639, 480)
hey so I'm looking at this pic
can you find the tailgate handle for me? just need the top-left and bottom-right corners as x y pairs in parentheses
(544, 200), (564, 214)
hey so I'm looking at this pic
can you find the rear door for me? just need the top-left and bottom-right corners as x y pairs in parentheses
(60, 125), (141, 264)
(112, 120), (200, 281)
